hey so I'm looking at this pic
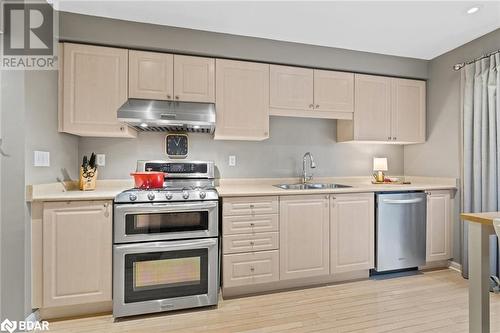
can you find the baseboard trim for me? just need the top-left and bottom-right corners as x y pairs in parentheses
(25, 309), (40, 323)
(448, 261), (462, 273)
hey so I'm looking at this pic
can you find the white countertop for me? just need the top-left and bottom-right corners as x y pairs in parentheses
(27, 176), (457, 202)
(216, 176), (457, 197)
(27, 180), (133, 202)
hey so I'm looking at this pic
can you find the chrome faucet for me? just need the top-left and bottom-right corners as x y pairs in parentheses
(302, 152), (316, 183)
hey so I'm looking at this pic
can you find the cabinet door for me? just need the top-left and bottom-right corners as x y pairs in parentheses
(215, 59), (269, 140)
(279, 195), (330, 280)
(391, 78), (426, 143)
(270, 65), (314, 111)
(313, 70), (354, 113)
(43, 201), (112, 308)
(353, 74), (391, 141)
(61, 43), (136, 137)
(129, 50), (173, 100)
(330, 193), (374, 273)
(223, 251), (279, 288)
(173, 55), (215, 103)
(426, 190), (452, 262)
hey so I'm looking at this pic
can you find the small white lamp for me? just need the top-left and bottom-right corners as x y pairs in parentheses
(373, 157), (388, 182)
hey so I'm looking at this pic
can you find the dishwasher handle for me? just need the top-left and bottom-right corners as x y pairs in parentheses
(381, 198), (424, 204)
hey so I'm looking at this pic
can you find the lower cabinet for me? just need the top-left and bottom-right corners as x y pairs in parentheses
(223, 251), (279, 288)
(330, 193), (375, 273)
(279, 195), (330, 280)
(426, 190), (452, 262)
(221, 189), (452, 295)
(42, 201), (112, 308)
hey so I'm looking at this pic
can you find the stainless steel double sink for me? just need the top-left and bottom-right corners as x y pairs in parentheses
(273, 183), (352, 190)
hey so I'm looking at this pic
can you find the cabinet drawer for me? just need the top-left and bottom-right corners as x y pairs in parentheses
(223, 196), (278, 216)
(223, 214), (278, 235)
(223, 232), (279, 254)
(223, 250), (279, 288)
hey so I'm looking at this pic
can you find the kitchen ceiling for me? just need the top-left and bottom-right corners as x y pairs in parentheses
(53, 1), (500, 60)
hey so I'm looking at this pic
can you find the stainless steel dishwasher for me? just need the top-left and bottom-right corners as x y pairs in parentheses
(375, 192), (427, 273)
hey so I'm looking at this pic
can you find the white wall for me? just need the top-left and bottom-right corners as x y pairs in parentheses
(25, 70), (79, 185)
(79, 117), (404, 179)
(404, 28), (500, 264)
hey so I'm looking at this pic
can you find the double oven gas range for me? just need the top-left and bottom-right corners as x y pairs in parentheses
(113, 161), (219, 318)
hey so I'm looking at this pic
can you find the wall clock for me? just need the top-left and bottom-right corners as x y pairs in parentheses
(165, 134), (188, 159)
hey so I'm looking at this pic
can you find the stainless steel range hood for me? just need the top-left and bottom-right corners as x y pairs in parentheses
(117, 99), (216, 133)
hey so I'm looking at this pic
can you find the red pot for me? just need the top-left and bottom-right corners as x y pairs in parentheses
(130, 172), (164, 189)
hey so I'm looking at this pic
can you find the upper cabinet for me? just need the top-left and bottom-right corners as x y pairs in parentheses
(391, 78), (426, 143)
(270, 65), (354, 119)
(337, 74), (426, 144)
(59, 43), (137, 138)
(59, 42), (425, 143)
(270, 65), (314, 111)
(215, 59), (270, 141)
(129, 51), (215, 103)
(129, 50), (173, 100)
(314, 69), (354, 113)
(173, 55), (215, 103)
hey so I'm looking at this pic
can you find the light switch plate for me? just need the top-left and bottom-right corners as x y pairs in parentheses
(96, 154), (106, 166)
(34, 151), (50, 167)
(229, 155), (236, 167)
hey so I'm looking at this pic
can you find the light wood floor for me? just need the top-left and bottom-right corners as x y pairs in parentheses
(44, 269), (500, 333)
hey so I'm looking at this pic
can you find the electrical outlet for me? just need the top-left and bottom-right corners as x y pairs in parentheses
(229, 155), (236, 167)
(34, 151), (50, 167)
(96, 154), (106, 166)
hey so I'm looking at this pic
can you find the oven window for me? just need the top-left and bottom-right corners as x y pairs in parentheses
(125, 211), (209, 235)
(124, 249), (208, 303)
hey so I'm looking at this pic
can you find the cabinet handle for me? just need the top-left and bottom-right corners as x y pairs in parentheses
(104, 203), (110, 217)
(250, 241), (255, 246)
(250, 266), (255, 272)
(316, 104), (320, 108)
(250, 222), (255, 227)
(250, 204), (255, 208)
(392, 137), (396, 140)
(120, 126), (125, 131)
(309, 104), (314, 109)
(167, 95), (171, 99)
(175, 95), (180, 100)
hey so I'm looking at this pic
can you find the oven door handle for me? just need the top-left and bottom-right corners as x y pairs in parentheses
(118, 201), (218, 213)
(115, 239), (217, 252)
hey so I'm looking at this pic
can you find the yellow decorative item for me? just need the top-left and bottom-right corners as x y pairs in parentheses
(372, 157), (388, 183)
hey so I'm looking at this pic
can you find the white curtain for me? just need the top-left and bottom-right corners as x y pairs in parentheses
(463, 53), (500, 214)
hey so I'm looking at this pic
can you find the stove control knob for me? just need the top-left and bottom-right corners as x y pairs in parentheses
(147, 192), (155, 201)
(165, 192), (173, 200)
(199, 191), (206, 199)
(129, 194), (137, 201)
(182, 191), (190, 200)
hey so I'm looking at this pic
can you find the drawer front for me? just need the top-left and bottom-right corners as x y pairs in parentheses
(223, 250), (279, 288)
(223, 196), (278, 216)
(223, 232), (279, 254)
(223, 214), (279, 235)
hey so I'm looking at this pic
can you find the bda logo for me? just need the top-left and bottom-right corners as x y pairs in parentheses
(3, 1), (53, 55)
(0, 319), (17, 333)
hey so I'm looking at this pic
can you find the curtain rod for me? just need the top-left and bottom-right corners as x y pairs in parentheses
(453, 48), (500, 71)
